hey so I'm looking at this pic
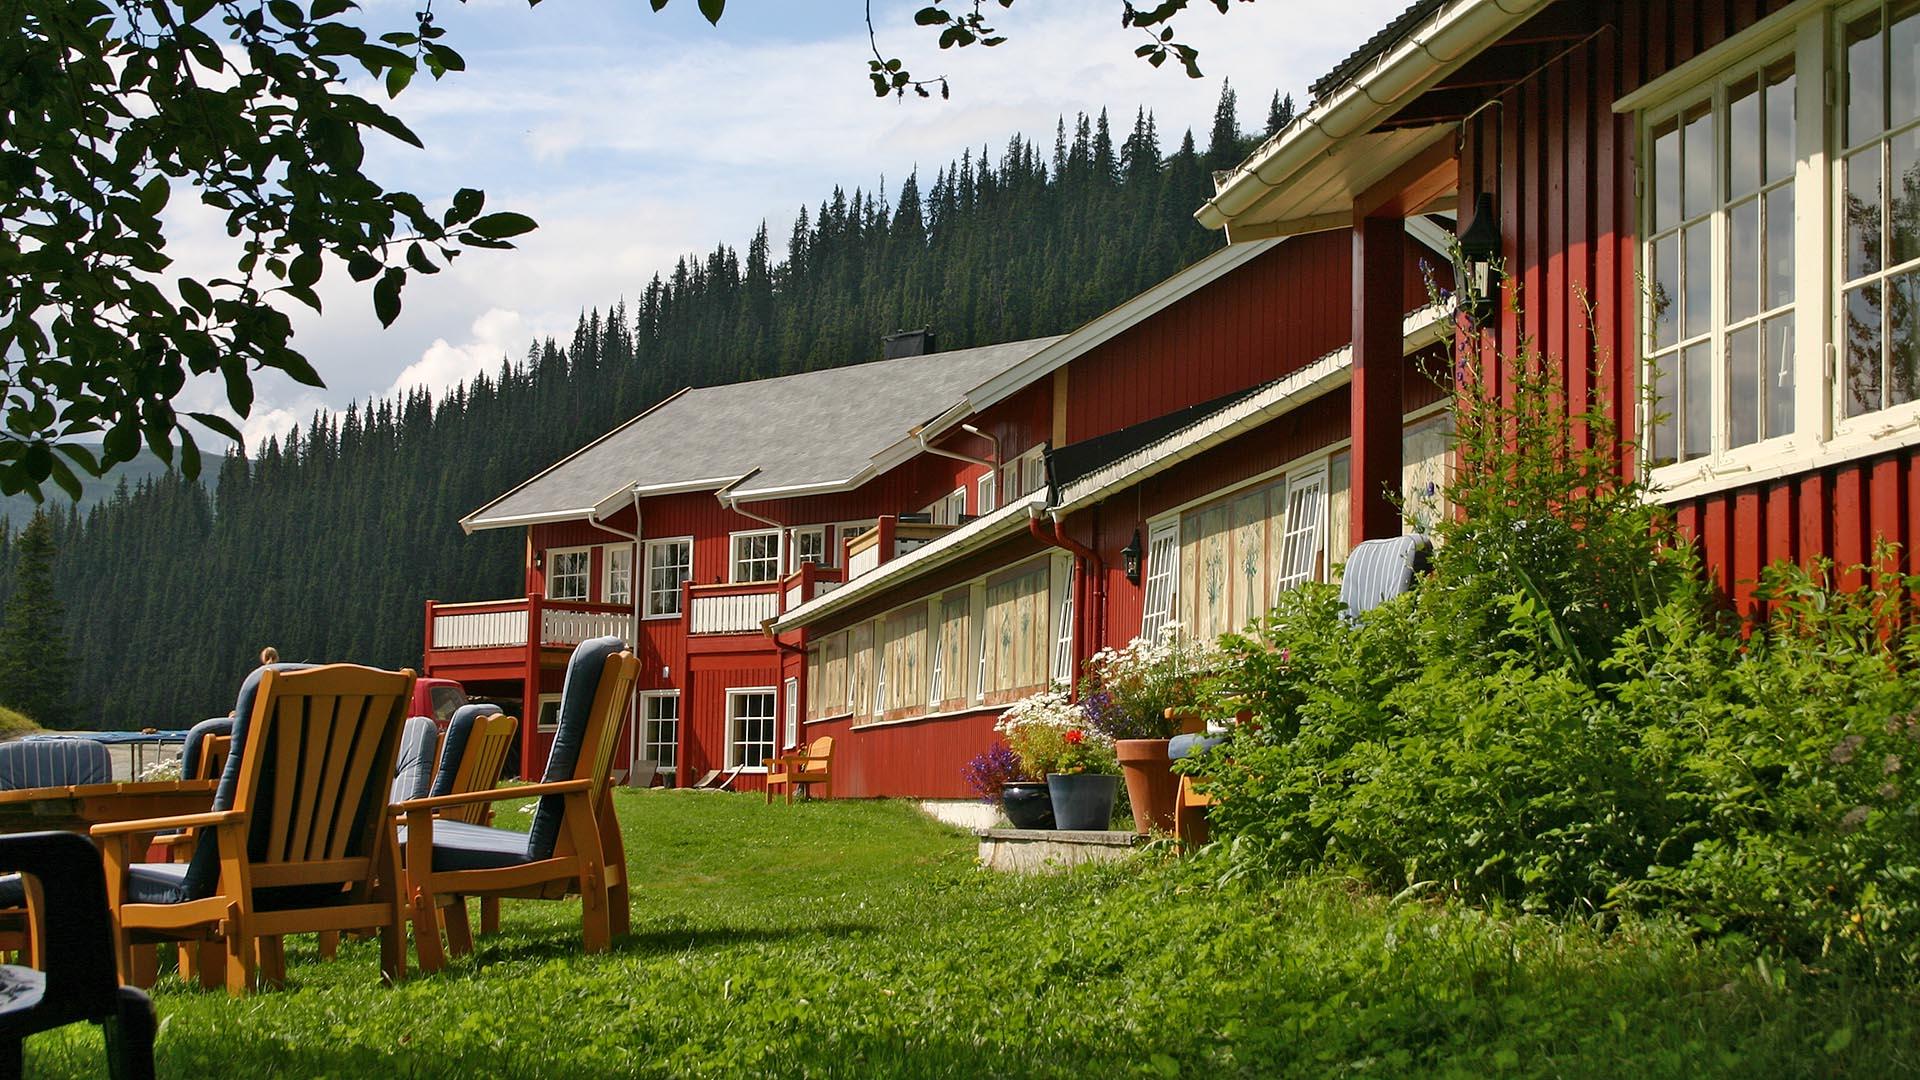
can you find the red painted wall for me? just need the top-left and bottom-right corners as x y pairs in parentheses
(803, 708), (1003, 799)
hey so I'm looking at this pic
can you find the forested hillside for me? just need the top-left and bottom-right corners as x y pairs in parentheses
(4, 88), (1291, 729)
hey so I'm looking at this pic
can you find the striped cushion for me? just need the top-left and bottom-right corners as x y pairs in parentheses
(389, 716), (441, 804)
(1338, 534), (1433, 623)
(430, 704), (505, 798)
(0, 738), (113, 790)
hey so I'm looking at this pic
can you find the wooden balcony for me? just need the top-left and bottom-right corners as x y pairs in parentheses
(782, 561), (846, 612)
(686, 581), (782, 635)
(425, 596), (632, 655)
(845, 517), (961, 580)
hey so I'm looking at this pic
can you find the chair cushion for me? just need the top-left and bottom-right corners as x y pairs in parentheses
(1168, 733), (1228, 762)
(429, 704), (504, 798)
(179, 717), (234, 781)
(180, 663), (315, 902)
(0, 738), (113, 790)
(527, 637), (624, 861)
(125, 861), (346, 911)
(400, 820), (535, 873)
(389, 716), (441, 804)
(0, 874), (21, 909)
(1338, 534), (1433, 623)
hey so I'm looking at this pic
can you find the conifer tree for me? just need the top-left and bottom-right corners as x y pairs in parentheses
(0, 511), (73, 728)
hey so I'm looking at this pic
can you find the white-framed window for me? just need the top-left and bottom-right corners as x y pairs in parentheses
(726, 688), (777, 770)
(927, 597), (947, 706)
(1633, 3), (1920, 490)
(1643, 41), (1798, 467)
(535, 692), (564, 733)
(644, 537), (692, 618)
(604, 544), (634, 607)
(545, 548), (590, 602)
(1050, 556), (1076, 685)
(783, 677), (799, 748)
(1139, 518), (1181, 641)
(1838, 1), (1920, 420)
(941, 487), (967, 524)
(1020, 447), (1047, 497)
(792, 527), (828, 568)
(977, 471), (997, 515)
(1275, 468), (1329, 592)
(637, 690), (679, 772)
(730, 529), (781, 583)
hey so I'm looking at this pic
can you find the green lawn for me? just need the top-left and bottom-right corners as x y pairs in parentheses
(24, 791), (1920, 1077)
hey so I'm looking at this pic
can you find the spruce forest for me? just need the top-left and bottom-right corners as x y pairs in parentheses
(0, 87), (1291, 730)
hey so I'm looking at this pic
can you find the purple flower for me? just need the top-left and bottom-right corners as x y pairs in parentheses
(962, 743), (1021, 803)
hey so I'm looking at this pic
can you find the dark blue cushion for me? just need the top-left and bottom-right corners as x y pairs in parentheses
(0, 873), (21, 909)
(0, 738), (113, 789)
(1168, 733), (1228, 762)
(526, 637), (624, 861)
(180, 663), (315, 902)
(389, 716), (441, 804)
(1338, 534), (1432, 623)
(179, 717), (233, 781)
(126, 861), (344, 911)
(429, 704), (504, 798)
(400, 820), (534, 873)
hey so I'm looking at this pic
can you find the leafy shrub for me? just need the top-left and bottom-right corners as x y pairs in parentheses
(1193, 353), (1920, 971)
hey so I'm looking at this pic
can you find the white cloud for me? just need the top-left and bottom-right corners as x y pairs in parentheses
(187, 0), (1413, 435)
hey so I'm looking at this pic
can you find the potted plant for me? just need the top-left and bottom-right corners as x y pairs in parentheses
(1080, 627), (1216, 834)
(1046, 727), (1120, 831)
(993, 689), (1083, 829)
(962, 742), (1048, 828)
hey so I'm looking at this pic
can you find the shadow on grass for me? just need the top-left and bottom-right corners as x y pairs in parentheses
(446, 920), (883, 971)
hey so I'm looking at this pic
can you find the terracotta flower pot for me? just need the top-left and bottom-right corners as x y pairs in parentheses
(1115, 738), (1178, 835)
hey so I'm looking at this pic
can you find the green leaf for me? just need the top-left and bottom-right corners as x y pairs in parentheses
(189, 412), (245, 444)
(178, 277), (213, 316)
(289, 251), (322, 288)
(47, 456), (82, 502)
(405, 242), (438, 275)
(268, 0), (304, 29)
(139, 174), (170, 215)
(467, 212), (537, 240)
(347, 254), (382, 282)
(385, 62), (414, 98)
(310, 0), (355, 18)
(697, 0), (724, 25)
(1824, 1026), (1854, 1054)
(914, 7), (951, 25)
(373, 267), (404, 327)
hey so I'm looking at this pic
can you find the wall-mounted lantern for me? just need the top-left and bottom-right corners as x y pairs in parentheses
(1456, 191), (1501, 323)
(1121, 529), (1143, 586)
(533, 551), (545, 572)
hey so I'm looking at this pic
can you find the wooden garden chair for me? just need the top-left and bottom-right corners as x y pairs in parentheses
(90, 663), (417, 995)
(394, 638), (638, 972)
(764, 736), (833, 803)
(421, 704), (517, 938)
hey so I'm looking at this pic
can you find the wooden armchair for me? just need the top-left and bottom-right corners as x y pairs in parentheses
(422, 705), (517, 939)
(394, 638), (638, 973)
(90, 664), (417, 995)
(765, 737), (833, 804)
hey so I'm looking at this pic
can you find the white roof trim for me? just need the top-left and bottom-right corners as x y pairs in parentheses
(631, 475), (748, 498)
(1195, 0), (1549, 235)
(459, 507), (606, 534)
(770, 491), (1047, 631)
(1055, 303), (1451, 513)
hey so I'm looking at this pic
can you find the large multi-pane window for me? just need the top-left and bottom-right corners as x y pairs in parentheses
(1636, 3), (1920, 485)
(644, 538), (691, 617)
(1840, 2), (1920, 417)
(726, 689), (776, 770)
(730, 530), (781, 583)
(1138, 520), (1180, 640)
(545, 548), (590, 602)
(791, 527), (828, 567)
(638, 691), (678, 772)
(1644, 52), (1797, 466)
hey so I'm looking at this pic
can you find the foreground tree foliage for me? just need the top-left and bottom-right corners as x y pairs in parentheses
(1, 0), (1249, 502)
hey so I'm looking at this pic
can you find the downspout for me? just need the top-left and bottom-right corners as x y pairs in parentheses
(716, 469), (791, 577)
(915, 427), (993, 468)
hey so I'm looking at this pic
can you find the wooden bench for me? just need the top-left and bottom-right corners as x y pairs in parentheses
(765, 737), (832, 803)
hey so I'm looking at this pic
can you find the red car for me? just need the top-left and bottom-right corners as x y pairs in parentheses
(412, 677), (469, 732)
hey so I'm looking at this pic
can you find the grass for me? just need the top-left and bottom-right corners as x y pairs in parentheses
(0, 706), (42, 741)
(23, 791), (1920, 1077)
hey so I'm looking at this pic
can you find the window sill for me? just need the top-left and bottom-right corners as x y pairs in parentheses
(843, 703), (1004, 731)
(1650, 420), (1920, 504)
(642, 612), (681, 622)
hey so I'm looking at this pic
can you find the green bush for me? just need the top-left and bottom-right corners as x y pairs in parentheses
(0, 705), (41, 740)
(1192, 357), (1920, 972)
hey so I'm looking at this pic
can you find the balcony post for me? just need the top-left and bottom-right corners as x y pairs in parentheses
(522, 592), (542, 780)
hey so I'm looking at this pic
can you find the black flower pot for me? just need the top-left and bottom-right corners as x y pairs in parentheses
(1000, 782), (1055, 830)
(1047, 773), (1120, 831)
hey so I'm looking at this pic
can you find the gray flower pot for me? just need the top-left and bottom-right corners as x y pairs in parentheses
(1047, 773), (1120, 831)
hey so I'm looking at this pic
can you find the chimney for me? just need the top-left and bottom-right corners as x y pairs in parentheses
(882, 328), (936, 360)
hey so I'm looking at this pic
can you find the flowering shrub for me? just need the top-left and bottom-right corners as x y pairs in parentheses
(961, 742), (1020, 803)
(1079, 626), (1218, 740)
(994, 687), (1115, 778)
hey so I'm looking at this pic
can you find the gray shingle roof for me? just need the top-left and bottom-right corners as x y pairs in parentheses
(462, 336), (1065, 531)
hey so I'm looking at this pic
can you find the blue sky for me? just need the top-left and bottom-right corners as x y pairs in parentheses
(168, 0), (1410, 448)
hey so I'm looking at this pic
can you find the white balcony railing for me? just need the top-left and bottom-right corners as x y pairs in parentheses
(540, 608), (630, 647)
(432, 609), (529, 650)
(689, 591), (781, 634)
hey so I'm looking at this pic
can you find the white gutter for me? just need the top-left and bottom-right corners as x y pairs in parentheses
(632, 475), (748, 498)
(770, 492), (1046, 632)
(915, 426), (993, 468)
(461, 506), (606, 535)
(1194, 0), (1548, 231)
(1055, 304), (1452, 513)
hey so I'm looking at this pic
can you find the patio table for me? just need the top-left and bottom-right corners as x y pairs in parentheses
(0, 780), (217, 834)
